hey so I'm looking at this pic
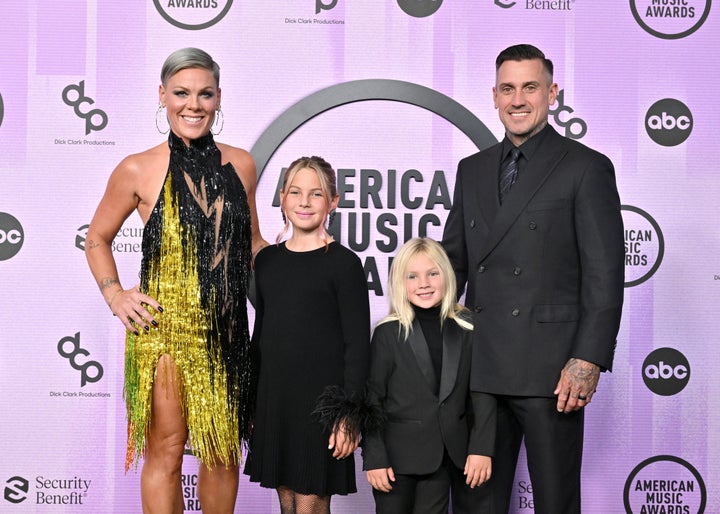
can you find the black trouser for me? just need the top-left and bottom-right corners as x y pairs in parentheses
(491, 396), (584, 514)
(372, 452), (493, 514)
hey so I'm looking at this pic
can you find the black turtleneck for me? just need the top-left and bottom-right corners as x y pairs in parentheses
(413, 304), (443, 394)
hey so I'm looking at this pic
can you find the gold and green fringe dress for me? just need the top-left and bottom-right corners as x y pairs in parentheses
(124, 131), (252, 471)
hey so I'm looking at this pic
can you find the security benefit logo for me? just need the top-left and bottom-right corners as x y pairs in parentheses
(630, 0), (712, 39)
(622, 205), (664, 287)
(153, 0), (233, 30)
(645, 98), (693, 147)
(0, 212), (24, 261)
(76, 223), (143, 254)
(3, 475), (93, 507)
(624, 455), (706, 514)
(642, 347), (690, 396)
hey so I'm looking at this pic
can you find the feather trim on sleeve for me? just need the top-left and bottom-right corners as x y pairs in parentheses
(313, 385), (386, 439)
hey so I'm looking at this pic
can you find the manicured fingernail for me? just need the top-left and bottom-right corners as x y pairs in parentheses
(151, 320), (158, 327)
(158, 306), (164, 312)
(144, 325), (150, 331)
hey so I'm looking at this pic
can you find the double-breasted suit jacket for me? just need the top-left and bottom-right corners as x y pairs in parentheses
(362, 317), (496, 475)
(442, 126), (625, 396)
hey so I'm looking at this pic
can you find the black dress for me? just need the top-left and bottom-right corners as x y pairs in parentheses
(246, 241), (370, 495)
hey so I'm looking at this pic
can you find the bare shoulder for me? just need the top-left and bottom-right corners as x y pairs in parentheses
(114, 142), (169, 179)
(217, 142), (257, 189)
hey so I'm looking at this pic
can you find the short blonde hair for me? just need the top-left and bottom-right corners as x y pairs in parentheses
(381, 237), (472, 339)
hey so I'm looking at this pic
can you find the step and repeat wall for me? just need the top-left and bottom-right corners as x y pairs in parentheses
(1, 1), (718, 513)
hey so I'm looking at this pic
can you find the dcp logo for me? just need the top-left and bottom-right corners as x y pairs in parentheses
(4, 476), (28, 504)
(645, 98), (693, 146)
(549, 89), (587, 140)
(397, 0), (443, 18)
(62, 81), (108, 135)
(58, 332), (104, 387)
(316, 0), (338, 14)
(0, 91), (4, 127)
(642, 347), (690, 396)
(495, 0), (517, 8)
(0, 212), (24, 261)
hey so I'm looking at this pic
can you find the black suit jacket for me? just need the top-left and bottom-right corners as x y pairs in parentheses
(442, 126), (624, 396)
(362, 317), (496, 475)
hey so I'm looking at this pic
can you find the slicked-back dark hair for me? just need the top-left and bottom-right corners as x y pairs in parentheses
(496, 44), (553, 80)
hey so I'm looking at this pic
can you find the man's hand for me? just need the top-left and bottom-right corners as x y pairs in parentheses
(366, 467), (395, 493)
(554, 358), (600, 413)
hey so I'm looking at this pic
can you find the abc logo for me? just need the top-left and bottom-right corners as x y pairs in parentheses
(642, 347), (690, 396)
(645, 98), (693, 147)
(0, 212), (24, 261)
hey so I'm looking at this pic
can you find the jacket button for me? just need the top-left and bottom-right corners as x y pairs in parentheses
(511, 308), (520, 317)
(470, 219), (476, 228)
(474, 306), (484, 313)
(478, 264), (486, 273)
(513, 267), (521, 276)
(529, 221), (537, 230)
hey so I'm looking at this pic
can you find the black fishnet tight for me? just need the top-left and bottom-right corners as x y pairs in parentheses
(277, 486), (330, 514)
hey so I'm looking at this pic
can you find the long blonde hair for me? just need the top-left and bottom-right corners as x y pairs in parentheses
(380, 237), (472, 340)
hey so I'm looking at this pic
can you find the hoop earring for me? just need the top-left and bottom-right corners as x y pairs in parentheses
(212, 107), (224, 135)
(155, 104), (169, 134)
(327, 210), (336, 229)
(281, 210), (287, 224)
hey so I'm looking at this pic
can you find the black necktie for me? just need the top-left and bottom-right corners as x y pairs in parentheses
(499, 147), (521, 203)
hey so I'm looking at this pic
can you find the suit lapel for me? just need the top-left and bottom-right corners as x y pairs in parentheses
(474, 145), (503, 231)
(408, 318), (438, 393)
(477, 129), (568, 262)
(439, 320), (462, 403)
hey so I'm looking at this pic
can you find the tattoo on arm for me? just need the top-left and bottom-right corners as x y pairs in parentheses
(99, 277), (120, 291)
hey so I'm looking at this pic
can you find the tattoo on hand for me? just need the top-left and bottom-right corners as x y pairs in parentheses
(566, 358), (599, 389)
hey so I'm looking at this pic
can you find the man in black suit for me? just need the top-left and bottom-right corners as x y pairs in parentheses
(442, 44), (624, 513)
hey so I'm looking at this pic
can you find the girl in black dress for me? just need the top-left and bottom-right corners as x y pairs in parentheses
(246, 156), (371, 514)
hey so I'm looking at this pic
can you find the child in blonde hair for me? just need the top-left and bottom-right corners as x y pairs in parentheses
(363, 237), (495, 514)
(245, 156), (370, 514)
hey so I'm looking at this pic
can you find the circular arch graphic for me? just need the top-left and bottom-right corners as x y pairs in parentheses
(623, 455), (706, 513)
(622, 204), (665, 288)
(629, 0), (712, 40)
(153, 0), (233, 30)
(250, 79), (498, 180)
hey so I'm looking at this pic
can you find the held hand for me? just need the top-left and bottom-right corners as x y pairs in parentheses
(327, 419), (358, 459)
(554, 358), (600, 413)
(108, 285), (163, 335)
(464, 455), (492, 488)
(366, 467), (395, 493)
